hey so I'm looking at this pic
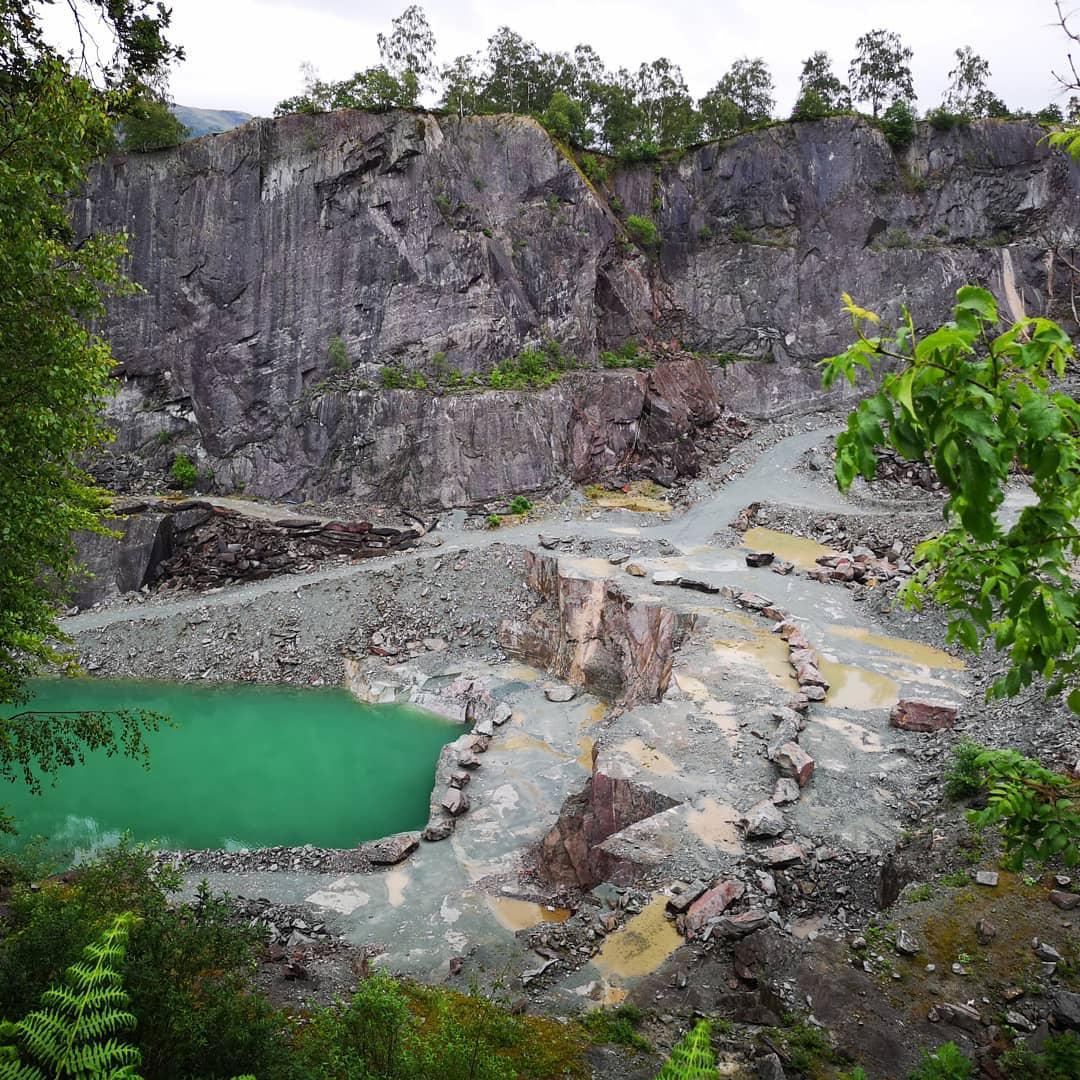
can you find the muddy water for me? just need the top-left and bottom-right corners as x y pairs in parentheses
(818, 660), (900, 710)
(828, 626), (965, 670)
(593, 894), (684, 979)
(615, 737), (679, 775)
(486, 897), (573, 931)
(685, 798), (744, 854)
(742, 526), (838, 570)
(712, 632), (800, 692)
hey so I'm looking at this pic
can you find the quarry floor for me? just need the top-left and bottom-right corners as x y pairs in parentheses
(63, 421), (1079, 1077)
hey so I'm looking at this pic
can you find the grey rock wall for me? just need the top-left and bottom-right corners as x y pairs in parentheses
(79, 111), (1080, 505)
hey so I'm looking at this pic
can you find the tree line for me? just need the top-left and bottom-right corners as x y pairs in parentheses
(272, 6), (1078, 159)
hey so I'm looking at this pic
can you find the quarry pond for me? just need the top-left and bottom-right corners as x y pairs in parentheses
(1, 678), (460, 860)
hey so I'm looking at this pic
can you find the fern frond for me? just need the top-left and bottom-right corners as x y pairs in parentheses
(8, 912), (143, 1079)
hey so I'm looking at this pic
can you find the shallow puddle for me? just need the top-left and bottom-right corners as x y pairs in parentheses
(829, 625), (965, 670)
(713, 634), (800, 693)
(742, 526), (838, 570)
(702, 699), (740, 748)
(685, 798), (744, 854)
(673, 672), (709, 697)
(819, 660), (899, 710)
(616, 737), (679, 775)
(593, 894), (684, 979)
(487, 896), (572, 931)
(384, 868), (410, 908)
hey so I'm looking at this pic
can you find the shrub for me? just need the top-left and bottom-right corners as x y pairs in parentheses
(626, 214), (659, 248)
(600, 340), (653, 370)
(927, 107), (965, 131)
(879, 228), (912, 249)
(908, 1041), (974, 1080)
(170, 453), (198, 490)
(697, 224), (713, 242)
(579, 152), (608, 186)
(609, 195), (624, 215)
(486, 514), (502, 528)
(880, 100), (916, 149)
(730, 223), (756, 244)
(945, 739), (984, 798)
(579, 1003), (650, 1052)
(507, 496), (533, 515)
(791, 89), (831, 122)
(380, 365), (406, 389)
(328, 334), (349, 372)
(1000, 1032), (1080, 1079)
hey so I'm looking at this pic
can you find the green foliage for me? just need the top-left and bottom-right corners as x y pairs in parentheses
(120, 94), (189, 151)
(791, 90), (831, 122)
(540, 90), (588, 145)
(945, 739), (985, 798)
(578, 153), (608, 186)
(849, 28), (916, 118)
(999, 1032), (1080, 1079)
(878, 227), (912, 249)
(626, 215), (660, 248)
(579, 1004), (650, 1052)
(653, 1020), (713, 1078)
(798, 51), (851, 113)
(486, 514), (502, 529)
(699, 57), (774, 138)
(380, 365), (407, 389)
(169, 453), (198, 491)
(730, 223), (756, 244)
(822, 288), (1080, 719)
(926, 107), (965, 131)
(908, 1041), (974, 1080)
(696, 224), (713, 242)
(487, 342), (576, 389)
(507, 496), (533, 515)
(880, 100), (916, 148)
(0, 912), (141, 1079)
(1037, 104), (1065, 125)
(766, 1016), (842, 1075)
(942, 47), (996, 118)
(0, 1), (174, 715)
(328, 334), (349, 372)
(600, 341), (653, 370)
(965, 747), (1080, 868)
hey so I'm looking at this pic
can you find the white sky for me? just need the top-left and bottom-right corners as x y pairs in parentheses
(47, 0), (1080, 117)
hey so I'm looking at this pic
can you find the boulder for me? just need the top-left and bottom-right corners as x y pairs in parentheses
(441, 788), (470, 816)
(684, 879), (747, 936)
(745, 551), (775, 568)
(772, 743), (815, 787)
(760, 843), (805, 867)
(422, 817), (455, 842)
(772, 778), (801, 805)
(364, 831), (420, 865)
(544, 685), (578, 702)
(652, 570), (682, 586)
(70, 512), (173, 607)
(889, 699), (959, 732)
(744, 800), (785, 839)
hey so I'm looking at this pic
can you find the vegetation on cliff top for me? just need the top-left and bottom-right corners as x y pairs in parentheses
(274, 4), (1072, 161)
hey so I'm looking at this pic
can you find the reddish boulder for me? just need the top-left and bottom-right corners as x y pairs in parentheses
(684, 879), (747, 937)
(889, 699), (959, 732)
(772, 743), (815, 787)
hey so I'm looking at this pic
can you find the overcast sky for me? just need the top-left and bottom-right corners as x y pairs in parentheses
(49, 0), (1080, 116)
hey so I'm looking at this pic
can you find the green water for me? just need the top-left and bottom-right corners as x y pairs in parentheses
(0, 679), (460, 859)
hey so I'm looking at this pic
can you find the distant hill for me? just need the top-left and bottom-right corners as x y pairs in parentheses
(171, 105), (253, 139)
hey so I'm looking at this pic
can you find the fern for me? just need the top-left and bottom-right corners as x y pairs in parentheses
(0, 913), (142, 1080)
(654, 1020), (716, 1079)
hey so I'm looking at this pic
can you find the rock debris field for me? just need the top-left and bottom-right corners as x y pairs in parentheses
(65, 422), (1079, 1076)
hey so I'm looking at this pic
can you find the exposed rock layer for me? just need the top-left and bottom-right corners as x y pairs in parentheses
(80, 112), (1080, 503)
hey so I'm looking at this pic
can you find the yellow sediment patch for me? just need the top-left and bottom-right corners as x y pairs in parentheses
(702, 699), (740, 748)
(713, 635), (800, 693)
(577, 736), (595, 770)
(593, 894), (684, 979)
(829, 625), (965, 671)
(503, 663), (540, 683)
(496, 731), (571, 759)
(742, 526), (838, 571)
(673, 672), (709, 697)
(616, 737), (679, 775)
(582, 702), (607, 728)
(487, 896), (572, 931)
(812, 714), (885, 753)
(583, 482), (672, 514)
(385, 868), (409, 908)
(685, 798), (744, 854)
(819, 659), (899, 710)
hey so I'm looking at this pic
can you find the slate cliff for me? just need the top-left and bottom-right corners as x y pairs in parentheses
(78, 111), (1080, 506)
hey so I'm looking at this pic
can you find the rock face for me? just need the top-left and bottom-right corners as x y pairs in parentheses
(79, 111), (1080, 501)
(500, 551), (696, 704)
(70, 511), (173, 607)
